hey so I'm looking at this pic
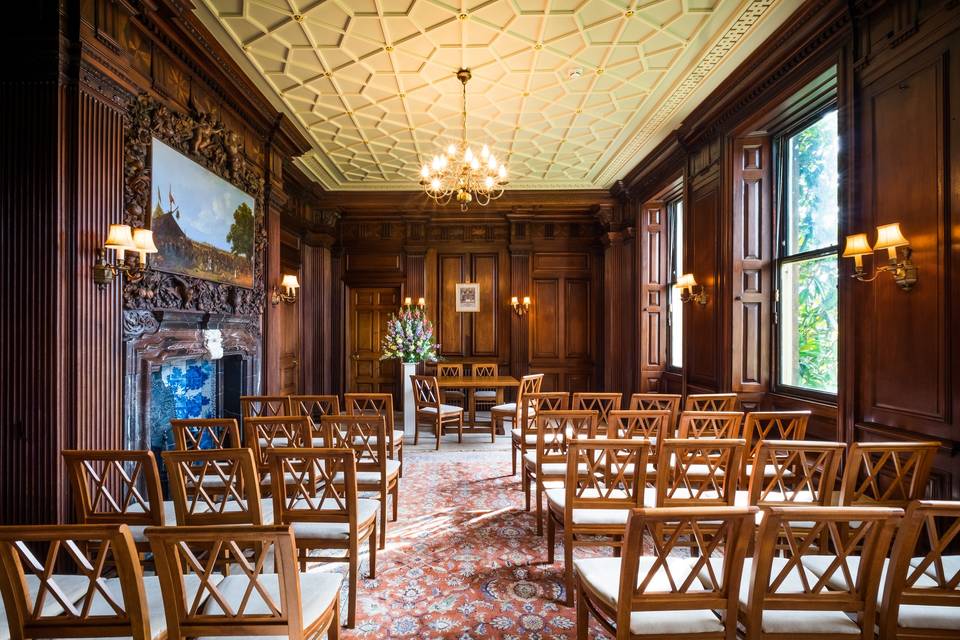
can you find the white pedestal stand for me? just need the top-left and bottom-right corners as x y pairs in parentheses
(402, 362), (417, 436)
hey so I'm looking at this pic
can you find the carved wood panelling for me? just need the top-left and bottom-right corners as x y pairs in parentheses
(531, 279), (560, 359)
(438, 255), (467, 357)
(471, 254), (499, 357)
(639, 201), (667, 392)
(686, 181), (721, 391)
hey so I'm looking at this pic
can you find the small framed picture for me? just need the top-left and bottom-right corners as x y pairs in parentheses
(455, 283), (480, 312)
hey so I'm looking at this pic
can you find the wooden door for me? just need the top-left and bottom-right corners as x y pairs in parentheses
(278, 272), (301, 395)
(348, 287), (399, 398)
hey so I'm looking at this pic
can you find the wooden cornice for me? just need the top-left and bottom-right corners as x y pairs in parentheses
(324, 189), (615, 218)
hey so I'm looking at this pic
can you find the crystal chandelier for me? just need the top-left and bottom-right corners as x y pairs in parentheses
(419, 68), (508, 211)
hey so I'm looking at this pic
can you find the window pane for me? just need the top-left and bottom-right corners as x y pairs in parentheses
(668, 200), (683, 368)
(779, 255), (838, 393)
(786, 110), (839, 255)
(669, 287), (683, 368)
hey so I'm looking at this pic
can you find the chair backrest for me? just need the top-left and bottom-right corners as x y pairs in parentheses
(240, 395), (290, 418)
(535, 410), (598, 468)
(287, 395), (341, 424)
(747, 441), (845, 507)
(741, 411), (810, 464)
(62, 450), (164, 528)
(839, 441), (939, 507)
(628, 393), (682, 430)
(565, 439), (649, 519)
(519, 392), (569, 450)
(243, 416), (313, 476)
(614, 506), (757, 637)
(472, 363), (498, 377)
(607, 410), (671, 455)
(344, 392), (396, 453)
(147, 524), (310, 640)
(654, 439), (745, 507)
(677, 411), (744, 439)
(516, 373), (545, 410)
(684, 393), (738, 412)
(322, 415), (387, 479)
(411, 375), (441, 411)
(266, 448), (359, 534)
(437, 363), (463, 377)
(747, 505), (902, 635)
(571, 392), (622, 427)
(880, 500), (960, 638)
(162, 448), (264, 526)
(0, 524), (151, 640)
(170, 418), (241, 451)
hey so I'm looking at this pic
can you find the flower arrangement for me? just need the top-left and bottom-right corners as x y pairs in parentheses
(380, 305), (438, 364)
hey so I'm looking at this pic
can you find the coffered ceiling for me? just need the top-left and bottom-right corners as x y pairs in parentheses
(196, 0), (795, 190)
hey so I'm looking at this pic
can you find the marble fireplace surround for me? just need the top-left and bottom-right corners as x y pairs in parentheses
(122, 309), (261, 452)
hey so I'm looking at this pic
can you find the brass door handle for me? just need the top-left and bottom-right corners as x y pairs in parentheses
(350, 354), (360, 361)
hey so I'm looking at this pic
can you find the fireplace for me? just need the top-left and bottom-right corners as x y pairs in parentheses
(123, 310), (260, 482)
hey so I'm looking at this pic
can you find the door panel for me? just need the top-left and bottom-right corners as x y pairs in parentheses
(348, 287), (400, 400)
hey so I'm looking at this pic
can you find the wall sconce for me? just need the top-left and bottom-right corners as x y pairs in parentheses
(842, 222), (918, 291)
(271, 274), (300, 305)
(92, 224), (157, 289)
(403, 296), (426, 310)
(675, 273), (707, 305)
(511, 295), (531, 316)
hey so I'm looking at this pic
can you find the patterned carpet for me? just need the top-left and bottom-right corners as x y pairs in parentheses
(339, 446), (608, 639)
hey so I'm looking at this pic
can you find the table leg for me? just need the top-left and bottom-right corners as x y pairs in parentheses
(468, 388), (476, 427)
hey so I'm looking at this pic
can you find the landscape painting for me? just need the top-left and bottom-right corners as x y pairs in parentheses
(150, 138), (255, 287)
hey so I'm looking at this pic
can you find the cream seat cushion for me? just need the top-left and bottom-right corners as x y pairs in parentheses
(172, 498), (275, 525)
(510, 429), (561, 445)
(545, 488), (632, 525)
(128, 500), (179, 542)
(745, 463), (795, 478)
(492, 402), (517, 413)
(334, 459), (401, 485)
(0, 573), (96, 639)
(521, 452), (588, 477)
(642, 490), (723, 507)
(419, 404), (463, 415)
(199, 572), (343, 640)
(290, 498), (380, 540)
(574, 556), (724, 635)
(95, 574), (204, 640)
(475, 390), (497, 399)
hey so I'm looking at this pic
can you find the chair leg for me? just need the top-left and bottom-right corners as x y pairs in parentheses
(435, 418), (441, 450)
(512, 441), (518, 476)
(369, 523), (377, 579)
(347, 545), (358, 628)
(458, 413), (463, 443)
(536, 481), (544, 536)
(564, 530), (575, 606)
(575, 579), (588, 640)
(329, 599), (340, 640)
(379, 494), (387, 549)
(523, 470), (531, 512)
(398, 443), (403, 478)
(391, 483), (399, 521)
(414, 419), (419, 445)
(546, 512), (556, 564)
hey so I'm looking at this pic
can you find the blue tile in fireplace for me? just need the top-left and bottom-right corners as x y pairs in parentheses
(150, 358), (216, 451)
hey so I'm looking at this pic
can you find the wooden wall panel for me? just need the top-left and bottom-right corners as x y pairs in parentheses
(565, 279), (591, 359)
(638, 202), (667, 391)
(438, 254), (466, 357)
(509, 252), (531, 378)
(531, 279), (560, 359)
(471, 254), (499, 356)
(685, 181), (721, 391)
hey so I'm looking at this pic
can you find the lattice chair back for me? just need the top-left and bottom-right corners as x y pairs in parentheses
(345, 392), (396, 455)
(565, 439), (650, 515)
(411, 375), (442, 410)
(323, 415), (388, 477)
(520, 391), (569, 446)
(516, 373), (545, 416)
(472, 363), (499, 401)
(240, 395), (290, 418)
(746, 505), (902, 637)
(684, 393), (738, 412)
(437, 363), (463, 377)
(607, 410), (671, 456)
(266, 448), (359, 533)
(741, 411), (810, 483)
(170, 418), (240, 451)
(628, 393), (682, 430)
(535, 410), (598, 468)
(653, 439), (745, 507)
(612, 506), (758, 636)
(243, 416), (312, 477)
(880, 500), (960, 638)
(162, 448), (265, 526)
(288, 395), (341, 446)
(147, 524), (334, 640)
(0, 524), (152, 639)
(62, 450), (165, 530)
(571, 392), (622, 430)
(677, 411), (744, 439)
(747, 441), (844, 507)
(839, 441), (939, 507)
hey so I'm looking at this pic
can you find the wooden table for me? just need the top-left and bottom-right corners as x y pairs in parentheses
(435, 375), (519, 431)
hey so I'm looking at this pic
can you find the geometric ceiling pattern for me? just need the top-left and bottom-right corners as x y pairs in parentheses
(198, 0), (789, 190)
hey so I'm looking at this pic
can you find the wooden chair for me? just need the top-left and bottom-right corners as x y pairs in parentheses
(742, 505), (902, 639)
(243, 415), (313, 489)
(839, 441), (939, 507)
(322, 415), (400, 549)
(684, 393), (738, 412)
(740, 411), (810, 485)
(628, 393), (682, 432)
(240, 395), (290, 418)
(411, 374), (464, 450)
(514, 391), (570, 477)
(0, 524), (162, 640)
(470, 363), (502, 424)
(523, 410), (598, 535)
(606, 410), (671, 483)
(546, 438), (650, 605)
(648, 439), (745, 508)
(677, 411), (744, 439)
(147, 524), (341, 640)
(575, 506), (757, 640)
(289, 395), (341, 446)
(170, 418), (240, 450)
(879, 500), (960, 639)
(62, 450), (169, 554)
(492, 372), (544, 439)
(745, 441), (845, 509)
(437, 362), (465, 406)
(267, 448), (377, 628)
(345, 392), (403, 476)
(162, 447), (272, 526)
(572, 392), (622, 433)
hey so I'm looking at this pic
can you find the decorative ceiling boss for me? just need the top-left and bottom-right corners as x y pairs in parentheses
(420, 68), (508, 211)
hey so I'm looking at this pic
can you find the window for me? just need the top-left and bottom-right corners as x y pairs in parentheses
(667, 199), (683, 369)
(776, 110), (839, 394)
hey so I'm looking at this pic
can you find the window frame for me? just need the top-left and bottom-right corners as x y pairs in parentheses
(665, 196), (684, 372)
(771, 105), (840, 403)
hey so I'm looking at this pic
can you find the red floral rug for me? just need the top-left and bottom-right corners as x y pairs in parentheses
(340, 449), (609, 639)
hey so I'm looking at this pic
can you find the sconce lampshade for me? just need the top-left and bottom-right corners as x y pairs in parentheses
(104, 224), (136, 251)
(417, 297), (426, 306)
(522, 296), (531, 305)
(874, 222), (909, 250)
(280, 274), (300, 292)
(132, 229), (158, 254)
(510, 296), (520, 305)
(404, 296), (413, 305)
(842, 233), (873, 257)
(675, 273), (697, 290)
